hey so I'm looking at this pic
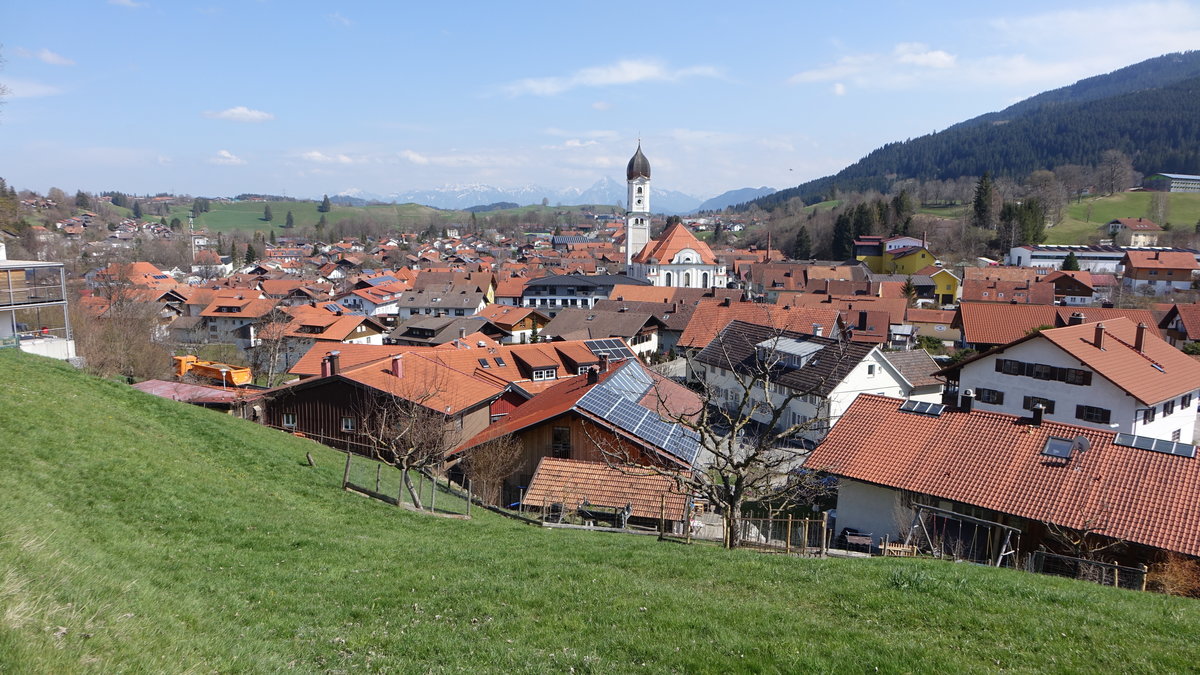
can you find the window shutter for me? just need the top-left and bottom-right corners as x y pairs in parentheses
(995, 359), (1004, 373)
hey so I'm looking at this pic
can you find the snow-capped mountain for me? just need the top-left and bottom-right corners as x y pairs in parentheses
(371, 177), (703, 213)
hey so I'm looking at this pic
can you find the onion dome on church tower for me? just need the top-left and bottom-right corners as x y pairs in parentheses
(626, 143), (651, 180)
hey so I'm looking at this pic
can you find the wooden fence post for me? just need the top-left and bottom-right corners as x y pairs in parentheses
(430, 474), (437, 513)
(659, 495), (666, 540)
(467, 480), (472, 518)
(821, 511), (828, 557)
(417, 473), (424, 509)
(342, 451), (351, 489)
(375, 464), (381, 493)
(518, 488), (524, 514)
(1140, 564), (1149, 592)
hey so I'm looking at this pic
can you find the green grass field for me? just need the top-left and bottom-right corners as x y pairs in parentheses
(2, 348), (1199, 672)
(175, 200), (456, 235)
(1045, 192), (1200, 244)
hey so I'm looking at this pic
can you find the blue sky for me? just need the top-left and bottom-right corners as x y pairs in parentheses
(2, 1), (1199, 201)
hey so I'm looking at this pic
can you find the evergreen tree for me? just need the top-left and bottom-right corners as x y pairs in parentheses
(1062, 251), (1081, 271)
(553, 224), (563, 236)
(901, 276), (918, 308)
(170, 217), (182, 230)
(711, 221), (726, 246)
(244, 243), (256, 266)
(316, 214), (327, 234)
(132, 200), (143, 219)
(75, 190), (90, 209)
(972, 172), (999, 230)
(319, 195), (332, 213)
(831, 212), (855, 259)
(159, 216), (167, 226)
(269, 229), (277, 245)
(263, 205), (273, 222)
(792, 225), (811, 260)
(285, 210), (294, 228)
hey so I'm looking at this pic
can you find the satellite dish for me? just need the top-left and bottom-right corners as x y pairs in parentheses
(1071, 436), (1090, 455)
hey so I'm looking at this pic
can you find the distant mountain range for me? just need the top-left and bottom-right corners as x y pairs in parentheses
(333, 179), (775, 215)
(749, 50), (1200, 210)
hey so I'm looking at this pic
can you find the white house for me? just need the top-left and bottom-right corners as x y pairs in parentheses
(692, 320), (921, 445)
(630, 221), (729, 289)
(937, 317), (1200, 443)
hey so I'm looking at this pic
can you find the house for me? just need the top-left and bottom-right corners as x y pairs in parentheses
(593, 298), (696, 355)
(904, 308), (959, 346)
(385, 315), (508, 346)
(0, 255), (75, 360)
(474, 304), (550, 344)
(953, 303), (1160, 351)
(1158, 302), (1200, 346)
(1008, 244), (1200, 273)
(520, 457), (690, 531)
(520, 274), (650, 316)
(1107, 218), (1163, 247)
(693, 321), (913, 445)
(449, 357), (701, 509)
(1143, 173), (1200, 193)
(540, 307), (666, 358)
(937, 318), (1200, 443)
(676, 300), (842, 353)
(199, 291), (278, 349)
(853, 235), (937, 275)
(1039, 270), (1096, 306)
(1120, 250), (1198, 296)
(393, 288), (488, 319)
(809, 393), (1200, 564)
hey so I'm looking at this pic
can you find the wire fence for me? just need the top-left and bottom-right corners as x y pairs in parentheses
(342, 451), (471, 517)
(723, 516), (828, 556)
(1027, 550), (1148, 591)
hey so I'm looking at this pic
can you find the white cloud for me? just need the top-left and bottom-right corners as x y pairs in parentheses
(503, 59), (721, 96)
(11, 47), (74, 66)
(832, 82), (846, 96)
(209, 150), (245, 166)
(543, 127), (619, 141)
(203, 106), (275, 122)
(591, 101), (612, 111)
(894, 43), (956, 68)
(400, 150), (430, 165)
(4, 78), (63, 98)
(300, 150), (354, 164)
(328, 12), (352, 26)
(109, 0), (145, 7)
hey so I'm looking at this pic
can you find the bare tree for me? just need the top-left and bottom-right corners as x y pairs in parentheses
(459, 433), (524, 506)
(599, 321), (850, 548)
(355, 384), (462, 510)
(248, 308), (297, 387)
(1098, 149), (1134, 195)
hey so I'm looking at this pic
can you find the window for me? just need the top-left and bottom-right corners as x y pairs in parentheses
(340, 417), (356, 433)
(577, 365), (592, 375)
(1164, 400), (1175, 416)
(866, 364), (876, 376)
(976, 388), (1004, 405)
(996, 359), (1023, 375)
(282, 412), (297, 428)
(1064, 368), (1092, 386)
(1183, 394), (1193, 409)
(478, 358), (490, 368)
(533, 368), (557, 381)
(552, 427), (571, 458)
(1173, 429), (1182, 442)
(1030, 363), (1055, 380)
(1076, 405), (1111, 424)
(1023, 396), (1056, 414)
(1144, 406), (1157, 424)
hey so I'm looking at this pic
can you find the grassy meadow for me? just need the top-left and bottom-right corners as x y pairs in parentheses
(2, 349), (1200, 672)
(1045, 191), (1200, 244)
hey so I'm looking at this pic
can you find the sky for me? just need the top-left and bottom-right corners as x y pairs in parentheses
(2, 1), (1200, 202)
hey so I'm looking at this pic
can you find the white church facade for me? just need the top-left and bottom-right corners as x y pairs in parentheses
(622, 144), (728, 289)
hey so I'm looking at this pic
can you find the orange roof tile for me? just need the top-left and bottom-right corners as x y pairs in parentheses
(678, 302), (841, 350)
(809, 394), (1200, 557)
(631, 222), (717, 265)
(1123, 250), (1199, 270)
(523, 458), (688, 521)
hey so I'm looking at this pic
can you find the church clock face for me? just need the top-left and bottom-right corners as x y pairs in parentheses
(636, 198), (642, 206)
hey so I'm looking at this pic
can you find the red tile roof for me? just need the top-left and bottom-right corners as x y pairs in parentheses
(809, 394), (1200, 557)
(677, 302), (841, 350)
(1110, 217), (1162, 232)
(523, 458), (688, 521)
(954, 303), (1162, 346)
(1122, 250), (1199, 271)
(631, 222), (717, 265)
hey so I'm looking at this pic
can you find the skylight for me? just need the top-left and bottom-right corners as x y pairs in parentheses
(898, 400), (946, 417)
(1041, 437), (1073, 459)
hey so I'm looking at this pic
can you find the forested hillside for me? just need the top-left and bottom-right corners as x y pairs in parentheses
(752, 52), (1200, 209)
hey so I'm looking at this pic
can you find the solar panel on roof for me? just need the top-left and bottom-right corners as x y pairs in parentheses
(1113, 433), (1196, 458)
(897, 400), (946, 417)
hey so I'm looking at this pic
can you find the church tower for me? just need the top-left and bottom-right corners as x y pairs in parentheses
(624, 143), (651, 269)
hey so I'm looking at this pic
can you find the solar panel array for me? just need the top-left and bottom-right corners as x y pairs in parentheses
(898, 400), (947, 417)
(576, 362), (701, 466)
(585, 338), (637, 362)
(1114, 433), (1196, 459)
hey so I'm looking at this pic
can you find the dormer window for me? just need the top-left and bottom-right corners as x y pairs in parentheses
(532, 368), (557, 381)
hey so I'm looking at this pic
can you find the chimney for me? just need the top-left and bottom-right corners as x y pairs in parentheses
(327, 350), (341, 376)
(391, 354), (404, 378)
(599, 353), (610, 372)
(1068, 312), (1086, 326)
(721, 296), (732, 307)
(1094, 323), (1106, 349)
(960, 389), (974, 413)
(813, 323), (823, 337)
(459, 326), (467, 340)
(586, 367), (599, 385)
(1135, 322), (1147, 353)
(1032, 403), (1045, 426)
(672, 301), (679, 314)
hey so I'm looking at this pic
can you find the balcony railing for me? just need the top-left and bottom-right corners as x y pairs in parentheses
(0, 284), (66, 307)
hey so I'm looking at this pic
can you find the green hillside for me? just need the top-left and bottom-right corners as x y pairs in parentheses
(175, 200), (458, 234)
(2, 349), (1199, 672)
(1045, 192), (1200, 244)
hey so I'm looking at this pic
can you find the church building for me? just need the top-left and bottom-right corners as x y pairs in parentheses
(623, 144), (728, 289)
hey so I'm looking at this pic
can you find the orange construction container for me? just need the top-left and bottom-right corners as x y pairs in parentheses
(173, 355), (254, 387)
